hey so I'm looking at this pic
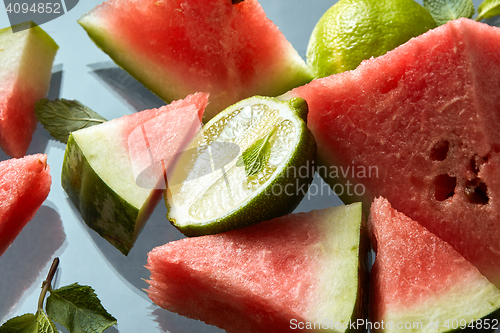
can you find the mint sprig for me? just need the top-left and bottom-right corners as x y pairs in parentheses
(424, 0), (475, 25)
(423, 0), (500, 24)
(35, 99), (107, 144)
(0, 258), (116, 333)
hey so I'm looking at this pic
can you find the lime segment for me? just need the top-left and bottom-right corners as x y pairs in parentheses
(165, 96), (317, 236)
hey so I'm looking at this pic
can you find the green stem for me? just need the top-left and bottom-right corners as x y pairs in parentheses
(37, 258), (59, 311)
(475, 15), (484, 21)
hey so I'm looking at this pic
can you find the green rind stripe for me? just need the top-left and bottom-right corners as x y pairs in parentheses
(450, 307), (500, 332)
(62, 135), (140, 255)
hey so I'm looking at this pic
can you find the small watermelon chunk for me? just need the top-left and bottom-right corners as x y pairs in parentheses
(146, 203), (368, 333)
(285, 18), (500, 289)
(0, 21), (58, 158)
(78, 0), (313, 121)
(0, 154), (51, 256)
(369, 197), (500, 332)
(61, 93), (208, 255)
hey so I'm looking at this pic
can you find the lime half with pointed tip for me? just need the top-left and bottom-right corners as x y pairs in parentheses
(165, 96), (317, 236)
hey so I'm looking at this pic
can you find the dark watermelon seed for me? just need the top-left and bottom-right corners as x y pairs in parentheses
(434, 174), (456, 201)
(470, 157), (479, 174)
(231, 0), (244, 4)
(430, 140), (449, 161)
(465, 178), (489, 204)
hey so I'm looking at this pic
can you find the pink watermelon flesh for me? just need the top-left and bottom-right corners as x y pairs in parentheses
(127, 94), (204, 189)
(0, 80), (39, 158)
(78, 0), (313, 120)
(369, 197), (500, 331)
(0, 22), (58, 158)
(147, 204), (365, 333)
(286, 18), (500, 289)
(0, 154), (51, 256)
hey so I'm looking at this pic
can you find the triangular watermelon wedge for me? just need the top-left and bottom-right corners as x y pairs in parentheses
(0, 154), (51, 257)
(369, 197), (500, 332)
(285, 18), (500, 289)
(78, 0), (313, 121)
(0, 22), (58, 158)
(146, 203), (368, 333)
(61, 93), (208, 255)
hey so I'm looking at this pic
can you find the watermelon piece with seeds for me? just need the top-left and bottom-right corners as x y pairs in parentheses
(61, 93), (208, 255)
(78, 0), (313, 121)
(0, 154), (51, 257)
(285, 18), (500, 289)
(369, 197), (500, 332)
(146, 203), (368, 333)
(0, 22), (58, 158)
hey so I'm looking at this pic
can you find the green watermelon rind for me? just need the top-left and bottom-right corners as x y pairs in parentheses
(62, 135), (160, 255)
(348, 217), (370, 333)
(0, 21), (58, 50)
(447, 307), (500, 332)
(165, 96), (317, 237)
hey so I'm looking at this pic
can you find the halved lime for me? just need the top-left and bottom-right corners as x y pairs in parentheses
(165, 96), (317, 236)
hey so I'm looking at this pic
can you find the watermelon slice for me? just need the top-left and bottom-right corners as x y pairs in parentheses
(61, 93), (208, 255)
(0, 154), (51, 257)
(146, 203), (368, 333)
(0, 21), (58, 158)
(285, 18), (500, 289)
(78, 0), (313, 121)
(370, 197), (500, 332)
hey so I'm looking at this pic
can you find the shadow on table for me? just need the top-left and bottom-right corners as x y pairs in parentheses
(88, 62), (165, 112)
(68, 197), (185, 298)
(0, 206), (66, 321)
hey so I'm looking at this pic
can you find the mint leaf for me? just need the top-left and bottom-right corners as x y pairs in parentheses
(424, 0), (475, 25)
(46, 283), (116, 333)
(0, 311), (57, 333)
(477, 0), (500, 20)
(236, 126), (276, 177)
(35, 99), (107, 144)
(0, 313), (36, 332)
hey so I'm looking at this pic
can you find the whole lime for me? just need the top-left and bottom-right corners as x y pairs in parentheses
(307, 0), (437, 77)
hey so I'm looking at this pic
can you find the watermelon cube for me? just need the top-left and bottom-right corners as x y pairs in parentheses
(146, 203), (368, 333)
(78, 0), (313, 121)
(61, 93), (208, 255)
(286, 18), (500, 289)
(0, 21), (58, 158)
(0, 154), (51, 257)
(370, 197), (500, 332)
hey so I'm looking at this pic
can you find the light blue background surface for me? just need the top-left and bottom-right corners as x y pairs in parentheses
(0, 0), (498, 332)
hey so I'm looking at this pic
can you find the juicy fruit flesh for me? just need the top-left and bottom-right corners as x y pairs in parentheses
(0, 22), (58, 157)
(288, 18), (500, 288)
(147, 203), (364, 333)
(370, 198), (500, 332)
(0, 154), (51, 256)
(306, 0), (436, 77)
(78, 0), (313, 120)
(168, 102), (298, 224)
